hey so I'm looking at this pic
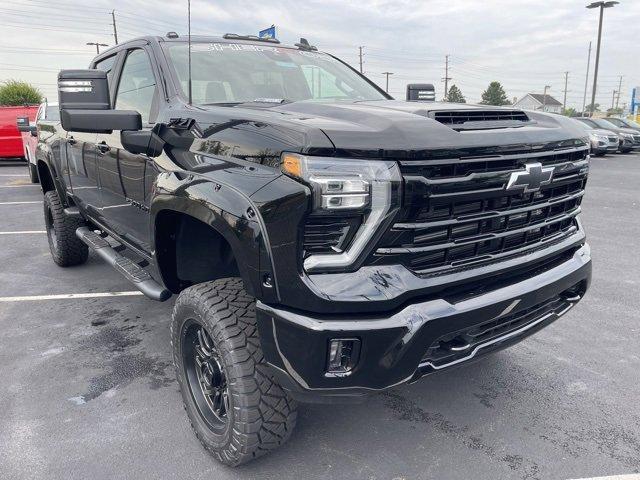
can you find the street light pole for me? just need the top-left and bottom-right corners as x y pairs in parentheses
(582, 41), (592, 115)
(86, 42), (108, 54)
(586, 1), (619, 117)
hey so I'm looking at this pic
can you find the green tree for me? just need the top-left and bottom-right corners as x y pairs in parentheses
(446, 84), (466, 103)
(0, 80), (42, 106)
(562, 107), (578, 117)
(585, 102), (600, 114)
(606, 107), (623, 116)
(479, 81), (511, 106)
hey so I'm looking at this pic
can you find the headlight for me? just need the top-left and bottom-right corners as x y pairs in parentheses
(620, 133), (633, 140)
(282, 153), (402, 272)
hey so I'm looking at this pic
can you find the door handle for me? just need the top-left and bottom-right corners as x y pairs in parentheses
(97, 141), (111, 154)
(68, 136), (77, 146)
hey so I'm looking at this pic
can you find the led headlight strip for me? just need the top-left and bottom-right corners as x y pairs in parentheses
(282, 153), (402, 272)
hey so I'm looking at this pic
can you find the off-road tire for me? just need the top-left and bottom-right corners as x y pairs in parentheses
(28, 162), (39, 183)
(43, 190), (88, 267)
(171, 278), (297, 466)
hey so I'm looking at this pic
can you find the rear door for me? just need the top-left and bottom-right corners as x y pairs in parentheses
(66, 53), (120, 216)
(96, 45), (160, 252)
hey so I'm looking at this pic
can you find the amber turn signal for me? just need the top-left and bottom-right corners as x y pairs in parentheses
(281, 153), (302, 178)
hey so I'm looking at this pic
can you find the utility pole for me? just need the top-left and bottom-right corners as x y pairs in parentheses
(582, 41), (592, 115)
(542, 85), (550, 112)
(563, 71), (569, 112)
(188, 0), (192, 105)
(111, 10), (119, 45)
(587, 1), (619, 117)
(358, 46), (364, 74)
(382, 72), (393, 93)
(86, 42), (108, 54)
(441, 54), (452, 100)
(615, 75), (623, 109)
(611, 90), (617, 110)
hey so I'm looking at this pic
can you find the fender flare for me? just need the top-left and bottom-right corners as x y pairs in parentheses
(150, 176), (279, 302)
(36, 156), (67, 201)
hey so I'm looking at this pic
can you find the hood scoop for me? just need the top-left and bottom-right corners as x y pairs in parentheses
(430, 109), (533, 131)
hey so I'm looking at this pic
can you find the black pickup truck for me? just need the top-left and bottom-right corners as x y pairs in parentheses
(39, 33), (591, 465)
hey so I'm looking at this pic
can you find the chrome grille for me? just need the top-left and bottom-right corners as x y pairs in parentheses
(373, 146), (589, 276)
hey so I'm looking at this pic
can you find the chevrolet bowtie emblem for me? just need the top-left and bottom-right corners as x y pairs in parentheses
(506, 162), (554, 193)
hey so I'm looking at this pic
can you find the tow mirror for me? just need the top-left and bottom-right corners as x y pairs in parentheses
(58, 69), (141, 134)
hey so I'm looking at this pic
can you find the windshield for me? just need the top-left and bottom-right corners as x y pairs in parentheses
(162, 42), (387, 105)
(572, 119), (591, 131)
(576, 118), (598, 129)
(622, 119), (640, 128)
(592, 119), (619, 130)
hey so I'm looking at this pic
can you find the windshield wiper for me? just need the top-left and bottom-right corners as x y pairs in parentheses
(202, 99), (294, 107)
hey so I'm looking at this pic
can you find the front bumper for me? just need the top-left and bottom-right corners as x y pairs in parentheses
(256, 243), (591, 403)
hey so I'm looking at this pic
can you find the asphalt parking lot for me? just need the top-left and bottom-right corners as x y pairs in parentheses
(0, 154), (639, 480)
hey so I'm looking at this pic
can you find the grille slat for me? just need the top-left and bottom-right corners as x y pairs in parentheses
(375, 146), (589, 275)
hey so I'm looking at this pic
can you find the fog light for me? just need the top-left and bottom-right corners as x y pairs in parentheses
(326, 338), (361, 376)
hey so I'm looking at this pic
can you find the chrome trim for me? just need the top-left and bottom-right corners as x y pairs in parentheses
(419, 301), (575, 371)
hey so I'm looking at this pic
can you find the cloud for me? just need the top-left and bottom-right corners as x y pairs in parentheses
(1, 0), (638, 108)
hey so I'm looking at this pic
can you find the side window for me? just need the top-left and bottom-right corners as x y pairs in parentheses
(94, 54), (118, 85)
(115, 49), (157, 124)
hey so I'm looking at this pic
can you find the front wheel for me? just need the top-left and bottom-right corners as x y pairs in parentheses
(171, 278), (297, 466)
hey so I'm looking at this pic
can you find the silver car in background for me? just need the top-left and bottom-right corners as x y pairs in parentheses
(570, 118), (618, 156)
(575, 117), (638, 153)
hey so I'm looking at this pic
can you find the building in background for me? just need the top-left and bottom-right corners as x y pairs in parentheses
(513, 93), (563, 113)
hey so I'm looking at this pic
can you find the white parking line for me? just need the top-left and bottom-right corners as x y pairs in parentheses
(570, 475), (640, 480)
(0, 291), (144, 302)
(0, 231), (46, 235)
(0, 174), (28, 177)
(0, 201), (42, 205)
(0, 184), (40, 188)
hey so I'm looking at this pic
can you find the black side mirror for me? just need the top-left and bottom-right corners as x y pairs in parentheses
(16, 116), (30, 132)
(121, 130), (164, 157)
(30, 126), (38, 137)
(58, 69), (142, 134)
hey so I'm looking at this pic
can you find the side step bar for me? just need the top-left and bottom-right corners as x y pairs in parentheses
(76, 226), (172, 302)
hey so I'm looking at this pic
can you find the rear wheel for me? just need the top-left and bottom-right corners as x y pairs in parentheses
(171, 277), (297, 466)
(43, 190), (88, 267)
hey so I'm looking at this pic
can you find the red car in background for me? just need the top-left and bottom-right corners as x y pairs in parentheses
(0, 105), (39, 161)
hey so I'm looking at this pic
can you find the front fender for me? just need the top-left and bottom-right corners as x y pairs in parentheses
(150, 172), (279, 303)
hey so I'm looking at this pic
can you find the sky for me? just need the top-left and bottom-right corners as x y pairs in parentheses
(1, 0), (638, 111)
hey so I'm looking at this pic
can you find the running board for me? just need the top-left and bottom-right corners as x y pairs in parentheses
(76, 226), (172, 302)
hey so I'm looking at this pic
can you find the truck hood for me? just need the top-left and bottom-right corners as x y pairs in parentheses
(198, 100), (586, 158)
(269, 100), (586, 155)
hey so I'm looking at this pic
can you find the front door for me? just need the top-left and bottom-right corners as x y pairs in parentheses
(66, 131), (99, 216)
(96, 47), (160, 253)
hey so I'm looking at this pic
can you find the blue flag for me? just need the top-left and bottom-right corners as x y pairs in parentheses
(259, 25), (276, 39)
